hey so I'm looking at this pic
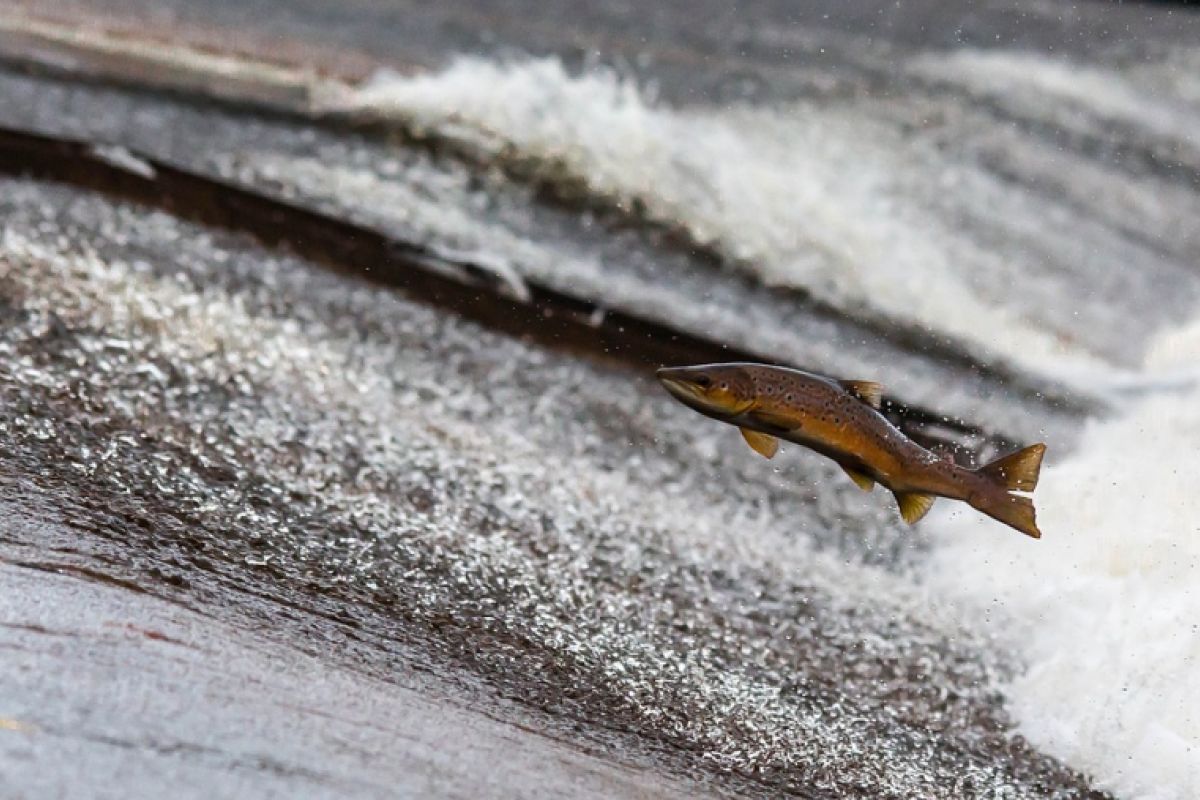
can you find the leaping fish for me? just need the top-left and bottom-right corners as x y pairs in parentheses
(656, 363), (1046, 538)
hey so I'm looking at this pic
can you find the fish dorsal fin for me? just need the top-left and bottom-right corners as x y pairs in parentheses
(840, 464), (874, 492)
(893, 491), (936, 524)
(977, 443), (1046, 493)
(839, 380), (882, 409)
(740, 428), (779, 459)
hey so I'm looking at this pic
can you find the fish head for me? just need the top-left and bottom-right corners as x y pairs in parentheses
(656, 364), (756, 419)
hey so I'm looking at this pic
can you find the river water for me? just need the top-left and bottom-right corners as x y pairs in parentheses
(2, 1), (1199, 798)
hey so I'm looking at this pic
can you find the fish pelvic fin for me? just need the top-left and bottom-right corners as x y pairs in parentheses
(740, 428), (779, 459)
(893, 491), (936, 524)
(839, 379), (882, 409)
(977, 443), (1046, 493)
(973, 492), (1042, 539)
(840, 464), (875, 492)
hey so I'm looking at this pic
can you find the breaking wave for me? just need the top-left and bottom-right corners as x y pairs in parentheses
(345, 57), (1125, 379)
(334, 50), (1200, 797)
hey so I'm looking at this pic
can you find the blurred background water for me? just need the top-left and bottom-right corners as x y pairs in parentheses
(1, 1), (1198, 798)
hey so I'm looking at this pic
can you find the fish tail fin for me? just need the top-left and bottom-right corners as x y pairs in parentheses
(971, 492), (1042, 539)
(971, 443), (1046, 539)
(976, 443), (1046, 493)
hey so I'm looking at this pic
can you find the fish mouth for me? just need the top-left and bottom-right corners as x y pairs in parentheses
(656, 367), (742, 417)
(655, 368), (702, 402)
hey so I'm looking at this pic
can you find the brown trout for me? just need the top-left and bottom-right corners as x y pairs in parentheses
(656, 363), (1045, 538)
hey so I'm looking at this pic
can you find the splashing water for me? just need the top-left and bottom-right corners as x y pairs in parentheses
(927, 317), (1200, 800)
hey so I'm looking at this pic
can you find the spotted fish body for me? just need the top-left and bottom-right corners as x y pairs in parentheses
(656, 363), (1045, 538)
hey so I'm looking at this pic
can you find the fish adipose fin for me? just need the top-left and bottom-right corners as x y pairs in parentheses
(839, 380), (882, 409)
(978, 443), (1046, 492)
(893, 491), (935, 524)
(840, 464), (875, 492)
(740, 428), (779, 459)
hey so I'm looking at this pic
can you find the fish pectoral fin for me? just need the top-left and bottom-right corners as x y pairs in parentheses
(840, 464), (875, 492)
(739, 428), (779, 459)
(893, 491), (936, 524)
(747, 409), (800, 432)
(839, 380), (883, 409)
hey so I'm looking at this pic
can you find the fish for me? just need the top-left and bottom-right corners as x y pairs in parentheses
(656, 363), (1046, 538)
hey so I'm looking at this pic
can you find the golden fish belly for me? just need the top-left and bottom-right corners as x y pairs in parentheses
(773, 416), (908, 487)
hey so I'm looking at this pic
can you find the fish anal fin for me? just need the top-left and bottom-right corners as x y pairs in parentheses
(840, 464), (874, 492)
(740, 428), (779, 459)
(839, 380), (882, 409)
(893, 491), (936, 524)
(977, 443), (1046, 493)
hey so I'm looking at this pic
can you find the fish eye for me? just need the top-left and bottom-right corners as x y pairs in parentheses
(694, 375), (712, 388)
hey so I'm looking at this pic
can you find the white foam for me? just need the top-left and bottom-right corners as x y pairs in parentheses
(927, 319), (1200, 800)
(347, 58), (1113, 378)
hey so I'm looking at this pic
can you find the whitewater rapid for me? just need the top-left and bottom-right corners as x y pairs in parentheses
(927, 319), (1200, 800)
